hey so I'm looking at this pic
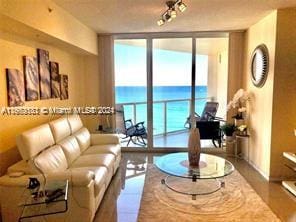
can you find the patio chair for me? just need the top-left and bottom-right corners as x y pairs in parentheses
(185, 102), (224, 148)
(196, 121), (223, 148)
(184, 102), (223, 128)
(115, 104), (147, 147)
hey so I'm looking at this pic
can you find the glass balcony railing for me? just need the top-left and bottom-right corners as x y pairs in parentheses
(116, 97), (212, 136)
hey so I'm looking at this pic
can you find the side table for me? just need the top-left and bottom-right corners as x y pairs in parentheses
(18, 180), (68, 221)
(235, 134), (250, 163)
(95, 127), (116, 134)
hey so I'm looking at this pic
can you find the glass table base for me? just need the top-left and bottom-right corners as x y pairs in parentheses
(161, 176), (225, 200)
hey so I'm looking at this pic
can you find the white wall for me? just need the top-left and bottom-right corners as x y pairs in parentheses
(243, 11), (277, 179)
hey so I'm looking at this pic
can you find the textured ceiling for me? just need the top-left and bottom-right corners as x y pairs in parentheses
(53, 0), (296, 34)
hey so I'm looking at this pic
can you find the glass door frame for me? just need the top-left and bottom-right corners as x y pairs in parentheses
(114, 32), (229, 152)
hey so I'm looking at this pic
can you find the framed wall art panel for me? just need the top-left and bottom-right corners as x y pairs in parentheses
(6, 68), (25, 107)
(37, 48), (51, 99)
(23, 56), (39, 101)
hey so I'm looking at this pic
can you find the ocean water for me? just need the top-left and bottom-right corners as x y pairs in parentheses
(116, 86), (207, 135)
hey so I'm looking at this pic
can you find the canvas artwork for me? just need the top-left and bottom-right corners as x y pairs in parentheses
(50, 61), (60, 98)
(6, 69), (25, 107)
(37, 49), (51, 99)
(60, 74), (69, 100)
(23, 56), (39, 101)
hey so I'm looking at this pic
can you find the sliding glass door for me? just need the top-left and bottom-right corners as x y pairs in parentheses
(114, 35), (229, 150)
(152, 38), (192, 148)
(195, 37), (229, 148)
(114, 39), (148, 148)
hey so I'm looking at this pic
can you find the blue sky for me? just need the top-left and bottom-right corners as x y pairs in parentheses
(114, 44), (208, 86)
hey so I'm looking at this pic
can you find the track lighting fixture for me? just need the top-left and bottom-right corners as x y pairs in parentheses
(165, 12), (172, 22)
(157, 0), (187, 26)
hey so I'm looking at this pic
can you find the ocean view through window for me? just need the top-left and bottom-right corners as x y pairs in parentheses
(116, 85), (208, 135)
(115, 39), (209, 138)
(114, 36), (228, 148)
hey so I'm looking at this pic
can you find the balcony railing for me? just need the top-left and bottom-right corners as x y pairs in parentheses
(117, 97), (212, 136)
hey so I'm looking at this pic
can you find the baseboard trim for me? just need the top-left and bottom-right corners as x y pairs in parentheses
(247, 159), (270, 181)
(246, 159), (289, 182)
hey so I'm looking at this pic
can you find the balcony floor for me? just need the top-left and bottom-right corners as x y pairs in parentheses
(120, 130), (220, 148)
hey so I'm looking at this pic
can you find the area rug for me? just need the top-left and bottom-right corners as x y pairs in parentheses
(138, 164), (280, 222)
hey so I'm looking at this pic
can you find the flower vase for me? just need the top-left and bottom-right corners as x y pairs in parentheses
(235, 119), (244, 127)
(188, 128), (201, 167)
(238, 129), (247, 136)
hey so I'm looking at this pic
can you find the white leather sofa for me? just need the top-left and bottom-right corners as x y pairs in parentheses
(0, 115), (121, 222)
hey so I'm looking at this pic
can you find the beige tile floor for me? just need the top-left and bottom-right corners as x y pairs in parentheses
(120, 131), (216, 148)
(94, 152), (296, 222)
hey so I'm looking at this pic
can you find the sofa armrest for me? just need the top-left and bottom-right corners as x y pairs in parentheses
(0, 170), (94, 188)
(7, 160), (38, 175)
(90, 133), (120, 145)
(0, 170), (96, 222)
(0, 174), (34, 187)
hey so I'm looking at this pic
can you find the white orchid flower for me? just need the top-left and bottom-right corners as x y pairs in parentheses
(227, 89), (249, 113)
(238, 107), (247, 112)
(233, 89), (244, 102)
(227, 101), (233, 111)
(238, 125), (247, 132)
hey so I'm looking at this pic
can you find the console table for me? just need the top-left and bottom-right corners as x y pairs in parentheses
(235, 134), (250, 163)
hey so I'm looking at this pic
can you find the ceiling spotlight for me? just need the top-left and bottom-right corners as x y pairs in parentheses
(157, 18), (165, 26)
(177, 1), (187, 12)
(157, 0), (186, 26)
(171, 8), (177, 18)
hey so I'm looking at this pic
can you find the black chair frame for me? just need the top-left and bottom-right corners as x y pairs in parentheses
(123, 119), (147, 147)
(185, 102), (225, 148)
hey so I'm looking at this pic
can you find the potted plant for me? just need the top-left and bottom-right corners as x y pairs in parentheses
(221, 123), (236, 141)
(227, 89), (249, 126)
(221, 123), (236, 155)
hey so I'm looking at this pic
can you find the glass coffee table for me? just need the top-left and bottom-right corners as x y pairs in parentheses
(155, 152), (234, 200)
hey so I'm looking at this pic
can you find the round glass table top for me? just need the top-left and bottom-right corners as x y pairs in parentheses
(155, 152), (235, 179)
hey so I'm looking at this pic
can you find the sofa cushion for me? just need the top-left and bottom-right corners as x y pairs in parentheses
(45, 169), (94, 187)
(83, 144), (121, 159)
(91, 167), (108, 196)
(71, 154), (115, 173)
(34, 145), (68, 174)
(73, 127), (91, 152)
(68, 167), (108, 197)
(16, 124), (55, 160)
(90, 134), (120, 145)
(49, 117), (71, 143)
(58, 136), (81, 165)
(67, 114), (83, 134)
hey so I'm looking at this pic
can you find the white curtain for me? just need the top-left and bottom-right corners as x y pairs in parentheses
(98, 35), (115, 129)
